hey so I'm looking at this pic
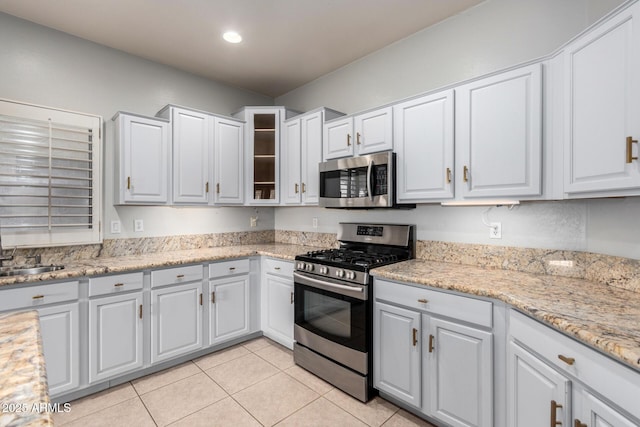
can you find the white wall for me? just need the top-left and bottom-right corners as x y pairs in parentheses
(276, 0), (626, 114)
(274, 0), (640, 259)
(0, 12), (274, 238)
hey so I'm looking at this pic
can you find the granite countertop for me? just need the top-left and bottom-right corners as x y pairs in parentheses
(0, 243), (318, 287)
(0, 311), (52, 427)
(372, 259), (640, 372)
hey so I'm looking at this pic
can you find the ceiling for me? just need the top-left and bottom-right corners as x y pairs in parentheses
(0, 0), (483, 98)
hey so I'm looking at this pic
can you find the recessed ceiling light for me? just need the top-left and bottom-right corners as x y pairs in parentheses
(223, 31), (242, 43)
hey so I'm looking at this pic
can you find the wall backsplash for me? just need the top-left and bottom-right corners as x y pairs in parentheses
(416, 240), (640, 293)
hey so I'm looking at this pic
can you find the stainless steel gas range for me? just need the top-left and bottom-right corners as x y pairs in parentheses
(293, 223), (415, 402)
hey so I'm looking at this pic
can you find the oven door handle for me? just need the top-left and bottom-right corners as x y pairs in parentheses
(367, 160), (374, 202)
(294, 272), (366, 300)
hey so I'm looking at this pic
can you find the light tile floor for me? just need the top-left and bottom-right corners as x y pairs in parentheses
(53, 337), (436, 427)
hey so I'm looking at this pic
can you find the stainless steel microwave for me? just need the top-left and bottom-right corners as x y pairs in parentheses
(318, 151), (414, 209)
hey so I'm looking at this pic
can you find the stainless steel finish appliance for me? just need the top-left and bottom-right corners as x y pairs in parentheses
(318, 151), (415, 209)
(293, 222), (415, 401)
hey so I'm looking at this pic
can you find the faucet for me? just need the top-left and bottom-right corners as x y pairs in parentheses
(0, 228), (16, 267)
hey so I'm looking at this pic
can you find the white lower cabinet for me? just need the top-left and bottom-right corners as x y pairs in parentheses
(0, 280), (80, 397)
(38, 302), (80, 396)
(208, 275), (250, 345)
(88, 292), (144, 383)
(374, 279), (493, 427)
(261, 258), (295, 349)
(507, 341), (571, 427)
(374, 301), (421, 408)
(574, 388), (639, 427)
(151, 278), (203, 364)
(508, 310), (640, 427)
(426, 317), (493, 427)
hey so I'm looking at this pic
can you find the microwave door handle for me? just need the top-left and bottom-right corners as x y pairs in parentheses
(367, 160), (374, 202)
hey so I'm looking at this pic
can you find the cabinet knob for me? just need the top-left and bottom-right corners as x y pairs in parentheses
(211, 291), (216, 304)
(301, 183), (306, 193)
(356, 132), (361, 145)
(32, 294), (44, 300)
(417, 298), (428, 304)
(127, 176), (131, 190)
(176, 274), (185, 279)
(574, 420), (587, 427)
(216, 183), (220, 194)
(139, 304), (143, 319)
(412, 328), (418, 346)
(274, 267), (281, 271)
(463, 165), (469, 183)
(428, 334), (435, 353)
(347, 134), (351, 146)
(290, 291), (294, 304)
(446, 168), (452, 184)
(229, 267), (236, 271)
(294, 183), (299, 194)
(114, 283), (124, 287)
(206, 182), (209, 193)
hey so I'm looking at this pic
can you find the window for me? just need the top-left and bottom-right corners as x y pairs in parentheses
(0, 99), (102, 247)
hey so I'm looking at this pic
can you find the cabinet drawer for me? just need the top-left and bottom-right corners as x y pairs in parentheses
(89, 272), (143, 297)
(263, 258), (293, 278)
(0, 281), (79, 312)
(374, 279), (492, 328)
(151, 265), (203, 288)
(209, 258), (250, 278)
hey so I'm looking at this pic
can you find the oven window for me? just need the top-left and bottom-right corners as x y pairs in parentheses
(295, 284), (368, 352)
(304, 291), (351, 338)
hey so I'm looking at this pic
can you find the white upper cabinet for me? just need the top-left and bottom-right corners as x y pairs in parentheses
(394, 90), (454, 202)
(300, 111), (325, 204)
(167, 107), (211, 204)
(563, 2), (640, 195)
(282, 118), (302, 204)
(283, 109), (342, 205)
(114, 112), (170, 204)
(214, 117), (244, 204)
(324, 116), (354, 160)
(456, 63), (542, 198)
(354, 106), (393, 155)
(324, 107), (393, 160)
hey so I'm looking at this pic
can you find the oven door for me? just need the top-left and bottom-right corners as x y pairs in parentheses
(319, 151), (393, 208)
(293, 272), (369, 354)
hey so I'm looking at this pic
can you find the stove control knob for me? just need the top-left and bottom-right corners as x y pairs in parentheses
(319, 266), (328, 275)
(346, 271), (355, 280)
(306, 263), (314, 272)
(296, 262), (305, 270)
(335, 269), (345, 278)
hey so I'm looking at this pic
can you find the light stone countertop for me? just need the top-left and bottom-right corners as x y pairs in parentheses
(372, 259), (640, 372)
(0, 311), (52, 427)
(0, 243), (319, 287)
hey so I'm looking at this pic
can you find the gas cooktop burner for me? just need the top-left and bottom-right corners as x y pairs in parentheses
(302, 249), (400, 268)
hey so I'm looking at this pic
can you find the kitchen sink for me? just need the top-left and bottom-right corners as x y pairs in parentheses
(0, 265), (65, 277)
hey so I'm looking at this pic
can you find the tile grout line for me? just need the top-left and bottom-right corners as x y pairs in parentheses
(129, 380), (160, 427)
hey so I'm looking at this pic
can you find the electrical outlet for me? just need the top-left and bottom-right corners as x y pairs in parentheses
(110, 220), (121, 234)
(250, 217), (257, 228)
(134, 219), (144, 232)
(489, 222), (502, 239)
(312, 217), (318, 228)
